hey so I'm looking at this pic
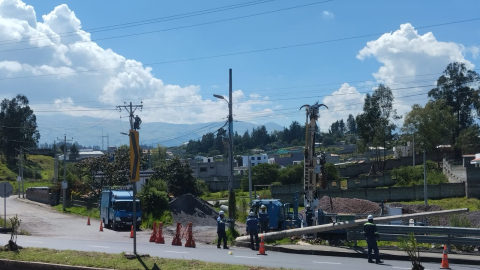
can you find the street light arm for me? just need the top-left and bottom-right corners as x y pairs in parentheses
(213, 94), (229, 104)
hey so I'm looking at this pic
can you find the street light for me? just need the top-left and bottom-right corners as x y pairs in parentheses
(213, 69), (235, 221)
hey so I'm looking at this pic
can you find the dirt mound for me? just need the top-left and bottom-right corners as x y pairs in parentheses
(387, 203), (443, 214)
(318, 196), (381, 215)
(169, 193), (219, 227)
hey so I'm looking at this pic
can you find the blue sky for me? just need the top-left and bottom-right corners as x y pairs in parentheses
(1, 0), (480, 134)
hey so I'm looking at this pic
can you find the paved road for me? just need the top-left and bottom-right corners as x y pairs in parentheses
(0, 234), (478, 270)
(1, 197), (479, 270)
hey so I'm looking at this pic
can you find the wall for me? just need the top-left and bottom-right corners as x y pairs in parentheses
(26, 187), (57, 205)
(346, 174), (395, 189)
(337, 152), (451, 178)
(465, 167), (480, 198)
(272, 183), (466, 205)
(443, 159), (467, 183)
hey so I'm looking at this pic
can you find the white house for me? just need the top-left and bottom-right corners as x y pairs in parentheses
(58, 149), (104, 161)
(242, 154), (269, 167)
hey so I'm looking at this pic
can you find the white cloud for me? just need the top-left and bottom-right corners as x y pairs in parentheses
(211, 85), (218, 88)
(357, 23), (475, 118)
(0, 0), (270, 124)
(468, 46), (479, 59)
(249, 94), (261, 99)
(322, 11), (334, 20)
(319, 83), (364, 132)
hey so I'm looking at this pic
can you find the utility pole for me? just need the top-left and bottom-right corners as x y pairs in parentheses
(117, 101), (143, 255)
(228, 69), (235, 221)
(57, 135), (73, 211)
(53, 154), (58, 184)
(17, 150), (21, 198)
(248, 157), (252, 203)
(21, 151), (24, 198)
(424, 150), (428, 205)
(413, 134), (415, 166)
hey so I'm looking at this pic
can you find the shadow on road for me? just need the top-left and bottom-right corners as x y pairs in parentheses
(136, 256), (160, 270)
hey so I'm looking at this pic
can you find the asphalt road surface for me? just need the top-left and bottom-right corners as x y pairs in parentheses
(1, 197), (479, 270)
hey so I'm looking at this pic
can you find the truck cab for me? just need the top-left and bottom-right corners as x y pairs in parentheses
(250, 192), (302, 231)
(100, 188), (141, 230)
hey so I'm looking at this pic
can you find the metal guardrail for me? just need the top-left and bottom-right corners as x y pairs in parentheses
(347, 225), (480, 246)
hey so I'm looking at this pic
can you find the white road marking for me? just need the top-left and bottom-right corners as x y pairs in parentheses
(164, 251), (188, 254)
(234, 256), (259, 259)
(89, 246), (110, 249)
(313, 261), (341, 265)
(26, 241), (44, 243)
(392, 268), (411, 270)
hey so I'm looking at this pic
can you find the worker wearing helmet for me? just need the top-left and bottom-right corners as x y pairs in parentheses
(246, 211), (260, 250)
(305, 205), (314, 227)
(217, 210), (228, 249)
(364, 215), (383, 264)
(258, 205), (269, 233)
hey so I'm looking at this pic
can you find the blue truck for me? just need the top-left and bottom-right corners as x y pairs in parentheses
(100, 188), (141, 230)
(250, 192), (302, 231)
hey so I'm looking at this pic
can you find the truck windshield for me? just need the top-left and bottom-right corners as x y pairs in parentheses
(115, 201), (141, 211)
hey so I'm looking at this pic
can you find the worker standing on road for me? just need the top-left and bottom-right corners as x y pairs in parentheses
(259, 205), (269, 233)
(217, 210), (229, 249)
(305, 205), (314, 227)
(246, 211), (260, 250)
(364, 215), (383, 264)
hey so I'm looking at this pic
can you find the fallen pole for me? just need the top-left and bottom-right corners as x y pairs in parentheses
(236, 208), (469, 243)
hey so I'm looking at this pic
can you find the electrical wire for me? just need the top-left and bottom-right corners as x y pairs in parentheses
(0, 17), (478, 82)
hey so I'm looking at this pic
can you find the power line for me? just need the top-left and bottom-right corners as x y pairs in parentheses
(0, 0), (277, 45)
(0, 17), (478, 82)
(0, 0), (334, 54)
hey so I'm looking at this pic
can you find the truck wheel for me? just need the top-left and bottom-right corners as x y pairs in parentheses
(112, 221), (118, 231)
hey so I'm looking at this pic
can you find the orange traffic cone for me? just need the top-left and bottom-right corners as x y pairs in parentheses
(155, 222), (165, 244)
(172, 222), (182, 246)
(87, 216), (91, 226)
(440, 245), (450, 269)
(99, 220), (103, 232)
(149, 222), (157, 242)
(184, 222), (196, 248)
(257, 235), (266, 255)
(130, 225), (134, 238)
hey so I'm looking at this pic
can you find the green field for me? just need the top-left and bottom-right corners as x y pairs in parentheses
(0, 248), (286, 270)
(0, 155), (54, 194)
(52, 204), (101, 219)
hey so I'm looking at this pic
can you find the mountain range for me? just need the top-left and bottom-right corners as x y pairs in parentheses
(36, 114), (284, 148)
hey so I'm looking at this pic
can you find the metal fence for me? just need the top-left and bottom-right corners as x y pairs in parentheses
(347, 225), (480, 246)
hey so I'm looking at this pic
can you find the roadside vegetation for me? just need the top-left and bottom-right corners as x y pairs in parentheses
(397, 197), (480, 211)
(391, 161), (448, 187)
(52, 204), (100, 219)
(0, 248), (286, 270)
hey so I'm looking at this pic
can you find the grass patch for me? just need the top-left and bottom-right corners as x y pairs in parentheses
(52, 204), (100, 219)
(265, 237), (298, 245)
(141, 210), (173, 229)
(0, 248), (287, 270)
(0, 217), (30, 236)
(10, 181), (53, 195)
(26, 155), (55, 180)
(343, 240), (432, 249)
(398, 197), (480, 211)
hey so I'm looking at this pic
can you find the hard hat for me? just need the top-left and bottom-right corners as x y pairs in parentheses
(367, 215), (374, 220)
(219, 210), (225, 216)
(249, 211), (255, 216)
(261, 205), (266, 209)
(306, 204), (310, 208)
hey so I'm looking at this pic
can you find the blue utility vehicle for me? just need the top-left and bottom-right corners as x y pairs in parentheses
(100, 187), (141, 230)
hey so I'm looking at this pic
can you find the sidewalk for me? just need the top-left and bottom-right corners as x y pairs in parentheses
(235, 241), (480, 265)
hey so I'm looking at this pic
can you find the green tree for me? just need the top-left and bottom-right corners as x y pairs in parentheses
(138, 180), (169, 217)
(241, 163), (280, 191)
(0, 94), (40, 163)
(69, 143), (79, 160)
(428, 62), (480, 142)
(347, 114), (357, 134)
(151, 144), (167, 168)
(402, 100), (456, 154)
(152, 157), (199, 196)
(324, 163), (340, 181)
(278, 163), (304, 185)
(455, 124), (480, 154)
(356, 84), (399, 170)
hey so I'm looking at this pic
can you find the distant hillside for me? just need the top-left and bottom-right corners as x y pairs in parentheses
(36, 114), (283, 148)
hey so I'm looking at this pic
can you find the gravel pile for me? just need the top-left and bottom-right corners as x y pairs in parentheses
(318, 196), (381, 215)
(169, 193), (219, 227)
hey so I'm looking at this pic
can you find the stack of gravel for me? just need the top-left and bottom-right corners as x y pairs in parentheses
(318, 196), (381, 215)
(169, 193), (219, 227)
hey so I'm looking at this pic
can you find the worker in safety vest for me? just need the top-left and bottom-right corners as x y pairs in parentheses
(258, 205), (269, 233)
(217, 210), (229, 249)
(363, 215), (383, 264)
(305, 205), (314, 227)
(246, 211), (260, 250)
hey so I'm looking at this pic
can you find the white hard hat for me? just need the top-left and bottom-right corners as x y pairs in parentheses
(261, 205), (266, 209)
(306, 204), (310, 208)
(367, 215), (374, 220)
(249, 211), (255, 216)
(219, 211), (225, 215)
